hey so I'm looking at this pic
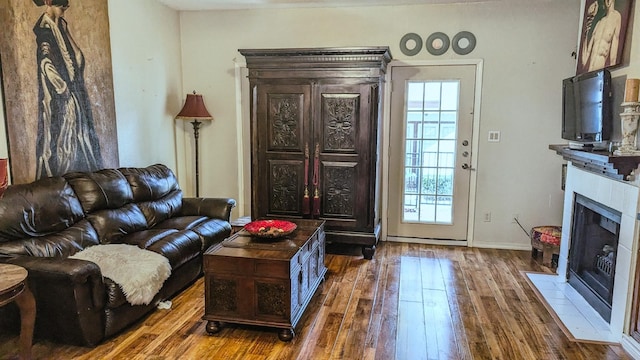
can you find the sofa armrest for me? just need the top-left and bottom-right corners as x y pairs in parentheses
(180, 197), (236, 221)
(1, 256), (106, 346)
(4, 255), (106, 310)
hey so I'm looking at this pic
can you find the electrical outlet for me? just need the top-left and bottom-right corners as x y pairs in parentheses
(484, 212), (491, 222)
(512, 214), (519, 223)
(488, 131), (501, 142)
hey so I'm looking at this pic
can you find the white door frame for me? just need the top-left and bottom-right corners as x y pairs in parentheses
(234, 60), (250, 218)
(381, 59), (483, 247)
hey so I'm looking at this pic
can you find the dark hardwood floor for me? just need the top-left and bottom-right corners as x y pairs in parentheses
(0, 242), (632, 359)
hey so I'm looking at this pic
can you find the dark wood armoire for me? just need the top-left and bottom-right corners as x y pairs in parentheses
(239, 47), (391, 259)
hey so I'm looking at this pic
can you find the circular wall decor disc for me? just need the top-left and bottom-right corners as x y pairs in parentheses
(425, 32), (450, 56)
(452, 31), (477, 55)
(400, 33), (423, 56)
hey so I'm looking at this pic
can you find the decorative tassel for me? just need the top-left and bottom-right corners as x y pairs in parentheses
(302, 187), (310, 215)
(302, 143), (311, 215)
(312, 143), (320, 217)
(313, 188), (320, 217)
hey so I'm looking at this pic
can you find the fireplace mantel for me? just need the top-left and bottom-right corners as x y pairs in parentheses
(550, 144), (640, 181)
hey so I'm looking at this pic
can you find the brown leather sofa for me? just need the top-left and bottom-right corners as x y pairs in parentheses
(0, 164), (235, 346)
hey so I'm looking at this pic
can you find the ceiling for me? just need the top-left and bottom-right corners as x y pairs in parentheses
(157, 0), (501, 11)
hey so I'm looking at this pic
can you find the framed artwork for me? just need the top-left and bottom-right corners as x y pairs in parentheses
(0, 0), (118, 184)
(576, 0), (632, 75)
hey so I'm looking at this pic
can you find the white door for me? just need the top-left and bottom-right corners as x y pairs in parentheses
(387, 65), (476, 241)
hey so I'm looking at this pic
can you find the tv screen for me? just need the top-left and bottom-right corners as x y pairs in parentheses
(562, 69), (612, 144)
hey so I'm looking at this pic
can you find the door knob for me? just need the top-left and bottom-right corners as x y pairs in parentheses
(461, 163), (475, 171)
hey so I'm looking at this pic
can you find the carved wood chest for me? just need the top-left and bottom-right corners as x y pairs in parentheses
(202, 219), (326, 341)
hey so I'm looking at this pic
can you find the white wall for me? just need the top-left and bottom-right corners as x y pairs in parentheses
(178, 1), (580, 248)
(107, 0), (183, 172)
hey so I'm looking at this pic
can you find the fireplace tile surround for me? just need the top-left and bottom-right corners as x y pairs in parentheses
(552, 163), (640, 353)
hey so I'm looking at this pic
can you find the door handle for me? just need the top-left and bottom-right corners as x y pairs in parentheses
(461, 163), (476, 171)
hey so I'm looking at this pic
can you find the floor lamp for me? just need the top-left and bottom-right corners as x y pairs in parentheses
(176, 91), (213, 197)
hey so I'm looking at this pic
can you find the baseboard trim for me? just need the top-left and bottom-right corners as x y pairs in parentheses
(385, 237), (531, 251)
(386, 236), (467, 246)
(472, 242), (531, 251)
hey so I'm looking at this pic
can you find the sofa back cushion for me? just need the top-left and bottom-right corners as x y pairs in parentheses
(0, 220), (99, 257)
(87, 204), (149, 244)
(120, 164), (182, 228)
(65, 169), (134, 213)
(0, 177), (85, 242)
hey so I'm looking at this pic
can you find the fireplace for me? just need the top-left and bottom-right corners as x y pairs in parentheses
(568, 194), (621, 323)
(551, 156), (640, 349)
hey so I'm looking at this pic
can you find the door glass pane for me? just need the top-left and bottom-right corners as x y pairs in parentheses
(441, 82), (459, 110)
(405, 140), (421, 167)
(404, 194), (419, 221)
(402, 80), (460, 224)
(407, 83), (424, 110)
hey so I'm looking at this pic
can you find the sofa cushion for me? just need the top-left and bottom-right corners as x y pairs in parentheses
(120, 165), (182, 228)
(104, 277), (128, 308)
(120, 229), (179, 249)
(145, 230), (201, 269)
(0, 177), (84, 241)
(103, 230), (200, 308)
(155, 216), (230, 250)
(120, 164), (180, 202)
(65, 169), (133, 213)
(189, 218), (232, 250)
(0, 220), (99, 257)
(87, 204), (148, 244)
(70, 244), (171, 306)
(155, 216), (209, 231)
(136, 190), (183, 228)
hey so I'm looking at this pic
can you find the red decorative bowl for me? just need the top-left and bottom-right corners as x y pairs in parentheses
(245, 220), (297, 238)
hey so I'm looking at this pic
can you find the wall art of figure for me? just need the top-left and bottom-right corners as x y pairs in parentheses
(33, 0), (103, 179)
(577, 0), (632, 75)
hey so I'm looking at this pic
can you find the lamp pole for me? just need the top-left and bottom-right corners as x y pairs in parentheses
(191, 119), (202, 197)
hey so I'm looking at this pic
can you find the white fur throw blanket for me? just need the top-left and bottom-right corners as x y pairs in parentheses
(70, 244), (171, 306)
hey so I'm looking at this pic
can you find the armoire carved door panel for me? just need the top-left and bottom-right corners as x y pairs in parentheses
(267, 93), (306, 151)
(321, 162), (357, 218)
(315, 84), (373, 231)
(268, 160), (304, 215)
(321, 93), (359, 152)
(255, 84), (311, 218)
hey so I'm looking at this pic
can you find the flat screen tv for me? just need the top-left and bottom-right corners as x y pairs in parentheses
(562, 69), (612, 147)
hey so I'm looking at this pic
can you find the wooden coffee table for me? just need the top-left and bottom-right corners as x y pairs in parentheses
(0, 264), (35, 360)
(202, 219), (326, 341)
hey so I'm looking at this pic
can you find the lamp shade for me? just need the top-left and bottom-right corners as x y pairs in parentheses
(176, 92), (213, 120)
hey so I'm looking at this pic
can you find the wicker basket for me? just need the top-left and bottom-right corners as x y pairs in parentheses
(530, 226), (561, 267)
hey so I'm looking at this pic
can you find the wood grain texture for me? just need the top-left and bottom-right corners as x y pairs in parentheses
(0, 242), (633, 359)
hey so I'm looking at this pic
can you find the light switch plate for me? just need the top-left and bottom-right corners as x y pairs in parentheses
(488, 131), (501, 142)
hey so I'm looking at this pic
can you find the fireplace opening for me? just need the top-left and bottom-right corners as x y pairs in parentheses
(568, 194), (621, 323)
